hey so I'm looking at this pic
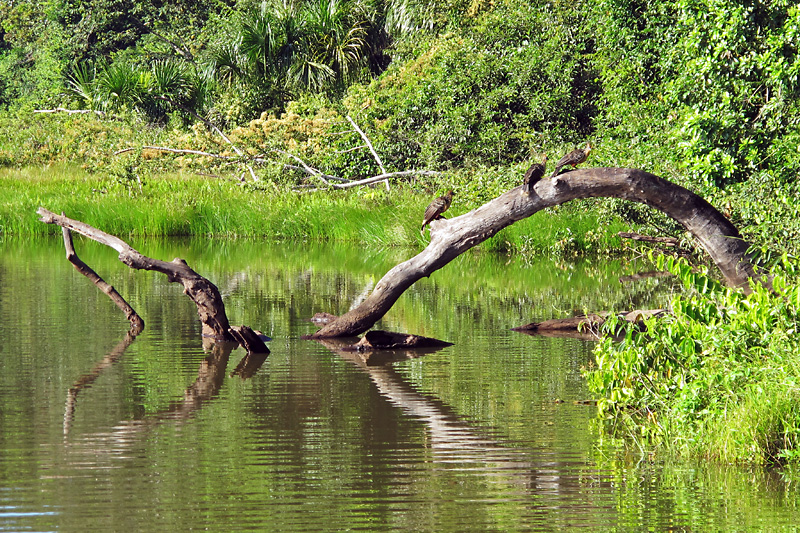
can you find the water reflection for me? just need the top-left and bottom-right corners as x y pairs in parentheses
(2, 237), (800, 531)
(64, 327), (140, 436)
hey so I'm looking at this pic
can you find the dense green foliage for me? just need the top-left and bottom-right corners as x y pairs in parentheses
(586, 253), (800, 464)
(3, 0), (798, 250)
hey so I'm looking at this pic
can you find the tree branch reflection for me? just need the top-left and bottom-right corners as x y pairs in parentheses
(64, 326), (141, 437)
(63, 339), (254, 454)
(316, 338), (563, 491)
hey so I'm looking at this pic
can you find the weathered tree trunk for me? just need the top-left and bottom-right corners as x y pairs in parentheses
(38, 208), (235, 341)
(311, 168), (760, 338)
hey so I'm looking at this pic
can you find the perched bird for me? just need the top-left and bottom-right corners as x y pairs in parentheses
(522, 155), (547, 196)
(420, 190), (455, 233)
(550, 142), (592, 178)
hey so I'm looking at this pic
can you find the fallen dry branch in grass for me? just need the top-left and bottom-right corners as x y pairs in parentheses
(155, 96), (259, 181)
(33, 108), (105, 115)
(346, 115), (389, 191)
(114, 146), (249, 161)
(112, 143), (437, 190)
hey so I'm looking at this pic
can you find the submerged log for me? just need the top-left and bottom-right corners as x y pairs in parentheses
(314, 332), (453, 366)
(513, 309), (669, 340)
(229, 325), (271, 355)
(345, 330), (454, 351)
(311, 168), (760, 338)
(617, 231), (680, 247)
(618, 270), (672, 283)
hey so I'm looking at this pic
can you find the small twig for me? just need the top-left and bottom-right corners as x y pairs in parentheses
(346, 115), (389, 191)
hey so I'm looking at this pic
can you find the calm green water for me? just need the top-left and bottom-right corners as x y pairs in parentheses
(1, 237), (798, 531)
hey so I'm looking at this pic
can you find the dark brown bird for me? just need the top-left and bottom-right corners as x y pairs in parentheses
(550, 142), (592, 178)
(420, 190), (455, 233)
(522, 155), (547, 195)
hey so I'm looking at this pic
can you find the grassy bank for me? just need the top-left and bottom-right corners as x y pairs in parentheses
(0, 165), (628, 254)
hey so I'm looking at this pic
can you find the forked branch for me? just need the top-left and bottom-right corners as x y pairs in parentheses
(38, 208), (235, 341)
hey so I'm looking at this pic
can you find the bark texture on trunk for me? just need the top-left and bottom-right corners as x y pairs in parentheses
(311, 168), (759, 338)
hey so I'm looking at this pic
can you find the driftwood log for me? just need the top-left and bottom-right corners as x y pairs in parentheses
(37, 208), (256, 345)
(312, 168), (759, 338)
(512, 309), (669, 340)
(344, 330), (453, 351)
(617, 231), (680, 247)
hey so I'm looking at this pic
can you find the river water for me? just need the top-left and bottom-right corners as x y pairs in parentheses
(1, 237), (798, 531)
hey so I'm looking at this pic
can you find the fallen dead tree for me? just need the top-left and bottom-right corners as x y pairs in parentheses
(37, 208), (268, 354)
(311, 168), (761, 338)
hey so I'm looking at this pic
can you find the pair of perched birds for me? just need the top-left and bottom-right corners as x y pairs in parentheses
(522, 142), (592, 195)
(420, 142), (592, 233)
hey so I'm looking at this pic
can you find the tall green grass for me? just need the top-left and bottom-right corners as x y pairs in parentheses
(0, 165), (628, 254)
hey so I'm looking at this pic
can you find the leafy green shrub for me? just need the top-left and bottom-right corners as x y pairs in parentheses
(586, 253), (800, 464)
(341, 0), (599, 170)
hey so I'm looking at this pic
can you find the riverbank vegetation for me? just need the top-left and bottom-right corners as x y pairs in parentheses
(586, 254), (800, 465)
(2, 0), (800, 464)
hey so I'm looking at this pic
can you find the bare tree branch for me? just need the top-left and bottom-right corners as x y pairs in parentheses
(334, 170), (440, 189)
(346, 115), (390, 191)
(62, 223), (145, 333)
(272, 149), (337, 187)
(38, 208), (235, 341)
